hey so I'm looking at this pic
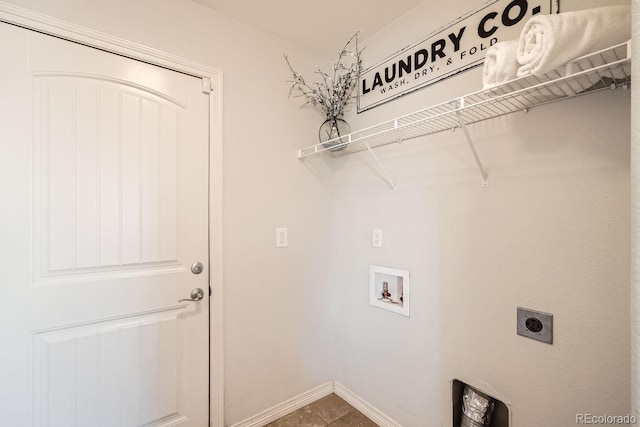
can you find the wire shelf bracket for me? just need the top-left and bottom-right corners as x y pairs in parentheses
(363, 141), (397, 193)
(454, 98), (489, 188)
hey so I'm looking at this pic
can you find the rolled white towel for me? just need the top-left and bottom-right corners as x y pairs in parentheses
(516, 5), (630, 77)
(482, 40), (519, 90)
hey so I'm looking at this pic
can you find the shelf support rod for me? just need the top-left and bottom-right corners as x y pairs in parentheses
(455, 107), (489, 188)
(363, 142), (397, 193)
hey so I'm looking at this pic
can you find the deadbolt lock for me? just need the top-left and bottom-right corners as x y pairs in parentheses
(191, 262), (204, 275)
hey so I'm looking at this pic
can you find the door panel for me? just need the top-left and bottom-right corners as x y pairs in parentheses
(0, 22), (210, 427)
(33, 77), (186, 278)
(31, 308), (185, 427)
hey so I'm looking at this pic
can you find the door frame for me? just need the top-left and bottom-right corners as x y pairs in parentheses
(0, 3), (225, 426)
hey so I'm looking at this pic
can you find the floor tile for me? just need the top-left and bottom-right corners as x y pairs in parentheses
(327, 410), (378, 427)
(266, 405), (327, 427)
(308, 394), (354, 424)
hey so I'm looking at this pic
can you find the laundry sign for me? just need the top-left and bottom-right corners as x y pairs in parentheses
(357, 0), (559, 112)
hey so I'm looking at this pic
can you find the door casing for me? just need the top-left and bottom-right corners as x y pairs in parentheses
(0, 3), (224, 426)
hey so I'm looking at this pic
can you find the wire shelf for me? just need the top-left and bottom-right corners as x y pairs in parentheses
(297, 41), (631, 159)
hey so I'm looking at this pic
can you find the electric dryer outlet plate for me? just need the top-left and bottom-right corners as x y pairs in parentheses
(517, 307), (553, 344)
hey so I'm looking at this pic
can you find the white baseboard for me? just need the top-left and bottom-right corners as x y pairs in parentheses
(229, 382), (334, 427)
(229, 381), (402, 427)
(334, 381), (402, 427)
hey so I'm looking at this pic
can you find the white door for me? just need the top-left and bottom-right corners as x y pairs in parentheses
(0, 22), (210, 427)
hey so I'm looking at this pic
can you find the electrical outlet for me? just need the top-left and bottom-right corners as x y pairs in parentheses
(517, 307), (553, 344)
(372, 229), (382, 248)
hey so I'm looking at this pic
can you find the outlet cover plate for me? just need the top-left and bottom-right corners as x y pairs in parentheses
(372, 229), (382, 248)
(517, 307), (553, 344)
(276, 227), (287, 248)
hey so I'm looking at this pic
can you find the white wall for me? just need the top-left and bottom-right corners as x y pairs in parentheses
(327, 0), (631, 426)
(0, 0), (336, 424)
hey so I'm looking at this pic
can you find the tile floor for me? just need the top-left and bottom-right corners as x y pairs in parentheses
(266, 393), (378, 427)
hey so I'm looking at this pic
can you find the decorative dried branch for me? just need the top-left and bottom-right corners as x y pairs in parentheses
(284, 32), (363, 120)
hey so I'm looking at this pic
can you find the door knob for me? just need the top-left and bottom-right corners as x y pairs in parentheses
(191, 262), (204, 274)
(179, 288), (205, 303)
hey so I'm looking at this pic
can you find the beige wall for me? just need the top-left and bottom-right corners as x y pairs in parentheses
(330, 0), (631, 425)
(631, 0), (640, 419)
